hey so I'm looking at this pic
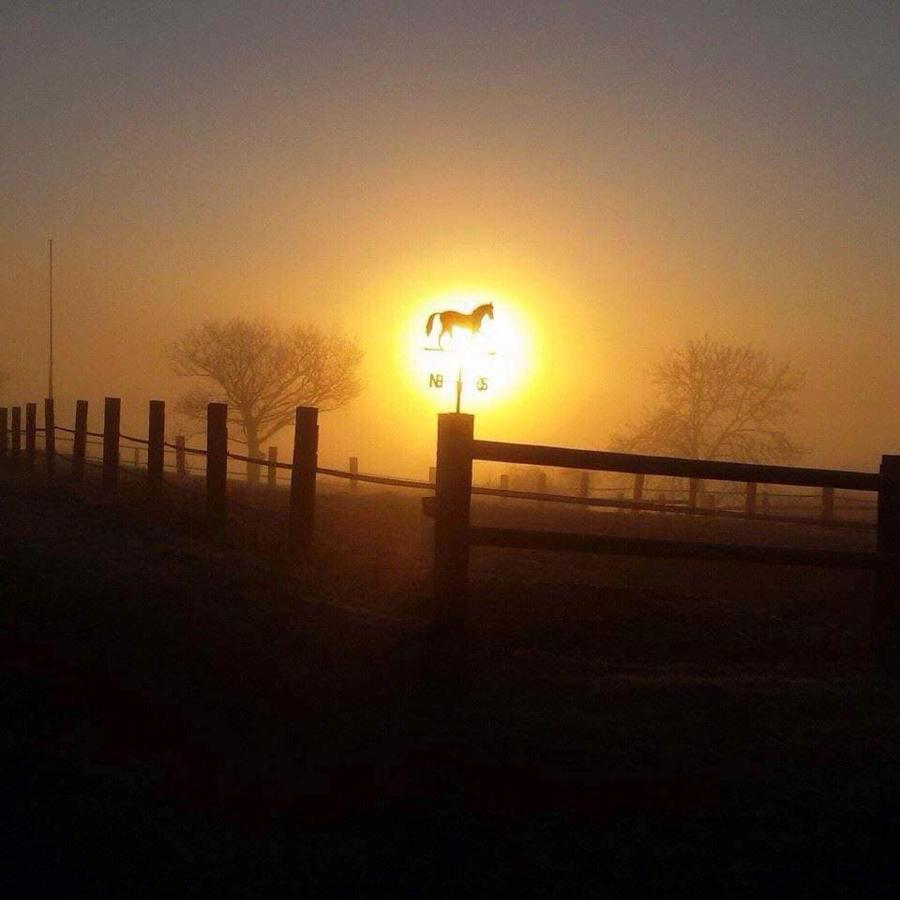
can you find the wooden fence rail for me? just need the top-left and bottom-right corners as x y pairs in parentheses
(3, 394), (873, 521)
(469, 526), (877, 570)
(471, 438), (880, 492)
(434, 413), (896, 669)
(1, 400), (895, 667)
(0, 397), (326, 556)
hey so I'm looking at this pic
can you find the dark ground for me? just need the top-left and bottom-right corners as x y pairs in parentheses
(3, 469), (900, 897)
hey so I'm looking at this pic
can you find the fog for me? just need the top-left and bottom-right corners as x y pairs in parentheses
(3, 3), (898, 475)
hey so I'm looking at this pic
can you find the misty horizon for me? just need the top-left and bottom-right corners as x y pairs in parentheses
(3, 2), (897, 474)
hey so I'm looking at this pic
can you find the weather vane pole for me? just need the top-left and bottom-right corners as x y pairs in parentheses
(48, 238), (54, 400)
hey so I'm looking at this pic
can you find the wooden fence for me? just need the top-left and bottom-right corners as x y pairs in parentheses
(1, 399), (897, 665)
(430, 413), (898, 664)
(0, 397), (436, 555)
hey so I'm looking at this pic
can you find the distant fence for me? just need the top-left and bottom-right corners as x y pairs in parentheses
(0, 398), (436, 557)
(1, 399), (897, 666)
(3, 395), (876, 519)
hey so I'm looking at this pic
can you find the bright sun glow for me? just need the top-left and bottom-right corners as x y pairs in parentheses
(407, 290), (531, 411)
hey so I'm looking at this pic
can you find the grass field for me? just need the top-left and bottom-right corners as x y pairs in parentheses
(3, 464), (899, 896)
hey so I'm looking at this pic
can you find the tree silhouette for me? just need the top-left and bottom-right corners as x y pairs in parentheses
(612, 336), (805, 464)
(170, 319), (362, 482)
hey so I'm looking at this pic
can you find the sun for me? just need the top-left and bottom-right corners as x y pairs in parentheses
(406, 290), (531, 411)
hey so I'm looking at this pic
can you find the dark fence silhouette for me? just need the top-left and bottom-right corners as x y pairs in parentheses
(0, 397), (436, 555)
(429, 413), (897, 667)
(1, 398), (896, 667)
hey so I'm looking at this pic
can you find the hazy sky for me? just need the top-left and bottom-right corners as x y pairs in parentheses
(2, 1), (898, 473)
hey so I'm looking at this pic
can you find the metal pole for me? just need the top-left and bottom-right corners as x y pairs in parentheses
(48, 238), (53, 400)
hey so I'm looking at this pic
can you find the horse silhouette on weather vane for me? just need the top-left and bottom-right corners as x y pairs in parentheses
(423, 302), (496, 412)
(425, 302), (494, 350)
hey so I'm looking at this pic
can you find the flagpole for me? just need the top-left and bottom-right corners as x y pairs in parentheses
(48, 238), (53, 399)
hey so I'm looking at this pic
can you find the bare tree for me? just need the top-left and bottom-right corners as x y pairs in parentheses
(612, 336), (805, 465)
(169, 319), (362, 482)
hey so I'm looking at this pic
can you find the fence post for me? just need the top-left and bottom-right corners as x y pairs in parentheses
(579, 470), (590, 517)
(535, 470), (548, 510)
(206, 403), (228, 537)
(822, 486), (835, 524)
(25, 403), (36, 469)
(11, 406), (21, 459)
(434, 412), (474, 627)
(579, 471), (590, 498)
(147, 400), (165, 490)
(103, 397), (121, 494)
(875, 455), (900, 673)
(631, 473), (645, 515)
(688, 478), (699, 514)
(175, 436), (186, 478)
(349, 455), (359, 494)
(288, 407), (318, 556)
(44, 398), (55, 477)
(745, 482), (757, 518)
(267, 447), (278, 489)
(72, 400), (88, 482)
(0, 408), (7, 462)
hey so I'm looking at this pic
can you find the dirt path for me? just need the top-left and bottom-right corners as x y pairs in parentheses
(3, 473), (899, 896)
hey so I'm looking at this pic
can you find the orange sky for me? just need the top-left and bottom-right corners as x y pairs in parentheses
(2, 3), (898, 475)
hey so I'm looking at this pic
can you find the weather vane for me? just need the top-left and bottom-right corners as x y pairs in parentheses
(423, 301), (496, 413)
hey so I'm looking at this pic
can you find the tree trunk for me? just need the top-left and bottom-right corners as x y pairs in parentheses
(245, 425), (262, 486)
